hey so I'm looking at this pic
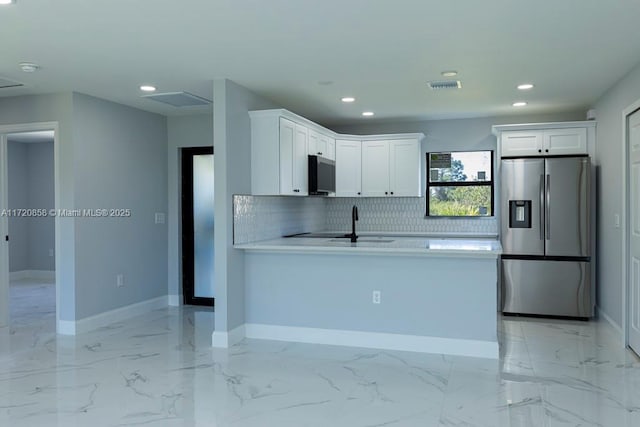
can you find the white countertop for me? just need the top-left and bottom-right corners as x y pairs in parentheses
(234, 235), (502, 258)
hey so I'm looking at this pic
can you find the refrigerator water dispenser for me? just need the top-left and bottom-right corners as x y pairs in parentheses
(509, 200), (531, 228)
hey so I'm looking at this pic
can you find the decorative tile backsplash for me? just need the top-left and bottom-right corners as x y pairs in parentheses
(325, 197), (498, 235)
(233, 195), (326, 244)
(233, 195), (497, 244)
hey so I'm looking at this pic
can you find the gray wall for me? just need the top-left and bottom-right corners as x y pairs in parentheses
(27, 142), (55, 271)
(0, 93), (76, 321)
(7, 141), (29, 272)
(7, 141), (55, 272)
(167, 114), (213, 303)
(213, 79), (278, 337)
(592, 59), (640, 327)
(71, 93), (168, 320)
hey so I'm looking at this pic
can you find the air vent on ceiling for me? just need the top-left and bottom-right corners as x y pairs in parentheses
(142, 91), (211, 107)
(427, 80), (462, 90)
(0, 76), (24, 89)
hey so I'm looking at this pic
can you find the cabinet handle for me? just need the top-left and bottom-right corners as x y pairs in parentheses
(545, 149), (549, 153)
(293, 189), (300, 193)
(538, 149), (542, 153)
(385, 191), (388, 195)
(357, 192), (361, 195)
(317, 152), (322, 155)
(390, 191), (394, 195)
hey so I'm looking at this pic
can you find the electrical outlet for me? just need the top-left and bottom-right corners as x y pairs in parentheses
(48, 248), (54, 257)
(116, 274), (124, 288)
(372, 290), (381, 304)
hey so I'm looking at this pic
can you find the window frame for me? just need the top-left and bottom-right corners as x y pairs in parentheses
(425, 150), (495, 218)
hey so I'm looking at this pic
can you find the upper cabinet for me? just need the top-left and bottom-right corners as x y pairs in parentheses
(250, 111), (310, 196)
(361, 139), (422, 197)
(250, 109), (424, 197)
(335, 140), (362, 197)
(309, 130), (336, 161)
(494, 122), (594, 158)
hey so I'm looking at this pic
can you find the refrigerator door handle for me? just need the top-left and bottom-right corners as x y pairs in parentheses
(546, 174), (551, 240)
(539, 174), (545, 240)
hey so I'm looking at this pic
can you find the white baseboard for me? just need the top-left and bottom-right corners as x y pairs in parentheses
(57, 296), (168, 335)
(168, 295), (181, 307)
(596, 305), (623, 337)
(10, 270), (55, 281)
(57, 319), (76, 335)
(212, 324), (246, 348)
(244, 324), (499, 359)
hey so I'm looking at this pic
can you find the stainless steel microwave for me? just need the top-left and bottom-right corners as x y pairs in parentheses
(308, 155), (335, 195)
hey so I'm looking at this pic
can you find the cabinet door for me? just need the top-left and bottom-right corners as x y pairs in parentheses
(308, 129), (320, 157)
(500, 131), (543, 157)
(317, 133), (335, 160)
(335, 140), (362, 197)
(543, 128), (587, 155)
(389, 139), (421, 196)
(326, 137), (336, 161)
(293, 124), (309, 195)
(279, 118), (296, 195)
(361, 140), (390, 196)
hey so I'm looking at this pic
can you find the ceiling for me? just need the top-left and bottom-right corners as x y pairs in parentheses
(1, 0), (640, 126)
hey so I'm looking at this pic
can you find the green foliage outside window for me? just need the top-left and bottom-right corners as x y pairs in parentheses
(427, 151), (493, 217)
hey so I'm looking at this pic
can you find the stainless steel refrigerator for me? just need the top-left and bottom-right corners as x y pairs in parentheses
(501, 156), (592, 318)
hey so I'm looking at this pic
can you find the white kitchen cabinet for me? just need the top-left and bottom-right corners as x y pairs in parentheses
(360, 139), (421, 197)
(251, 108), (424, 197)
(308, 131), (335, 160)
(335, 140), (362, 197)
(361, 140), (390, 196)
(499, 127), (588, 157)
(286, 122), (308, 195)
(250, 112), (308, 196)
(389, 139), (422, 196)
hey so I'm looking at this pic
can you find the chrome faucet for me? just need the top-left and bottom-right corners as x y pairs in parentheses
(349, 205), (359, 242)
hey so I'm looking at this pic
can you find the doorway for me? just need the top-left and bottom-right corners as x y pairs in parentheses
(0, 125), (58, 330)
(181, 147), (215, 307)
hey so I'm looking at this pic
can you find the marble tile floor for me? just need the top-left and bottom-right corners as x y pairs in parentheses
(1, 283), (640, 426)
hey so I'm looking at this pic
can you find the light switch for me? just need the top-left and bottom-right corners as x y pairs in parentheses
(155, 213), (165, 224)
(614, 214), (620, 229)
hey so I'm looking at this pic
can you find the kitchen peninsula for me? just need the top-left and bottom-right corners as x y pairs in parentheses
(235, 234), (501, 359)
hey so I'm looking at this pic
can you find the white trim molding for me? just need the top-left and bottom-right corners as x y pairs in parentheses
(244, 323), (499, 359)
(596, 305), (623, 338)
(212, 324), (246, 348)
(621, 98), (640, 348)
(168, 295), (181, 307)
(57, 296), (168, 336)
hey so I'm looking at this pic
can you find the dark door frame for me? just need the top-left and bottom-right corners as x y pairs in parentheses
(181, 146), (215, 307)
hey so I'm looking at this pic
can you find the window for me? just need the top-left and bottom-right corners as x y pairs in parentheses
(426, 150), (494, 217)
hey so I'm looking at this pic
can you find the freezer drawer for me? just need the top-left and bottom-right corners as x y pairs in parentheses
(502, 259), (592, 318)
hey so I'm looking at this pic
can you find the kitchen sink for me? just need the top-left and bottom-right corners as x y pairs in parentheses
(329, 238), (395, 243)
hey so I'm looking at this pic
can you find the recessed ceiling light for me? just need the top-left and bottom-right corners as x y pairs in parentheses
(362, 111), (374, 117)
(19, 62), (39, 73)
(517, 83), (534, 90)
(512, 101), (528, 107)
(140, 85), (157, 92)
(341, 97), (355, 103)
(441, 70), (458, 77)
(0, 0), (16, 5)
